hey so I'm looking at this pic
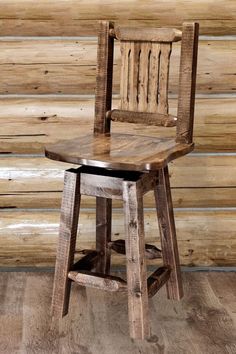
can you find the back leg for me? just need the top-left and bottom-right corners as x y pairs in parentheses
(51, 169), (81, 318)
(154, 166), (183, 300)
(95, 197), (112, 274)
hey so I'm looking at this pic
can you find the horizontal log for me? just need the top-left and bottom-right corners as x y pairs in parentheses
(68, 270), (127, 292)
(0, 40), (234, 94)
(0, 187), (235, 209)
(0, 154), (234, 191)
(0, 154), (235, 209)
(0, 209), (235, 267)
(0, 96), (235, 153)
(0, 1), (234, 36)
(147, 266), (171, 298)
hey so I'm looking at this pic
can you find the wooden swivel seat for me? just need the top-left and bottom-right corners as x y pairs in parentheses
(45, 21), (199, 339)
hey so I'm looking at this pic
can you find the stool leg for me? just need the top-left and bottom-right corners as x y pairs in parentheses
(51, 169), (81, 318)
(154, 166), (183, 300)
(95, 197), (112, 274)
(123, 181), (150, 340)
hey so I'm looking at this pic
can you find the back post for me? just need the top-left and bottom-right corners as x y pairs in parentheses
(94, 21), (114, 134)
(176, 22), (199, 144)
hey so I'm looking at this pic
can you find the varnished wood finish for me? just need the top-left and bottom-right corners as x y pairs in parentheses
(68, 270), (127, 292)
(158, 43), (172, 115)
(94, 21), (114, 134)
(47, 21), (199, 339)
(154, 166), (183, 300)
(81, 171), (123, 199)
(147, 266), (171, 298)
(95, 197), (112, 274)
(90, 21), (114, 274)
(107, 109), (177, 127)
(46, 21), (198, 172)
(119, 40), (172, 115)
(51, 169), (81, 318)
(109, 239), (162, 259)
(45, 133), (194, 171)
(123, 180), (150, 339)
(176, 22), (199, 144)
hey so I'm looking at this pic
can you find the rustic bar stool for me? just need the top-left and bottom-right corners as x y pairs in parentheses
(45, 21), (199, 339)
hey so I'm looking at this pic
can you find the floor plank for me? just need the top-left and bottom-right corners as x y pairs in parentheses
(0, 272), (235, 354)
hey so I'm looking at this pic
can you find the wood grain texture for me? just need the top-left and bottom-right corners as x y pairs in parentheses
(1, 272), (236, 353)
(81, 171), (123, 199)
(114, 27), (182, 42)
(94, 21), (114, 134)
(119, 41), (130, 111)
(147, 266), (171, 298)
(123, 180), (150, 339)
(0, 39), (234, 94)
(96, 197), (112, 274)
(0, 97), (235, 153)
(0, 8), (234, 280)
(154, 167), (183, 300)
(148, 42), (161, 112)
(51, 169), (80, 318)
(68, 270), (127, 292)
(107, 110), (177, 128)
(119, 40), (172, 115)
(180, 273), (236, 354)
(158, 43), (172, 115)
(0, 0), (235, 35)
(1, 187), (235, 209)
(208, 272), (236, 328)
(129, 41), (140, 112)
(0, 209), (235, 267)
(1, 155), (235, 209)
(45, 133), (194, 171)
(176, 22), (199, 144)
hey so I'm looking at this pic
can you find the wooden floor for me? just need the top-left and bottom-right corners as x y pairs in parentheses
(0, 272), (236, 354)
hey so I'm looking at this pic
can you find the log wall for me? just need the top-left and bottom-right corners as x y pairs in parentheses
(0, 1), (235, 268)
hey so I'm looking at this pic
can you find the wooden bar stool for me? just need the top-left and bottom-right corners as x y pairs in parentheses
(45, 21), (199, 339)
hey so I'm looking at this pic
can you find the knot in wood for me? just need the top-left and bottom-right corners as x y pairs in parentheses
(129, 220), (137, 229)
(135, 292), (142, 298)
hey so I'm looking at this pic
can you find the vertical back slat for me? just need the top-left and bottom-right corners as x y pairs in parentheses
(120, 41), (131, 111)
(119, 41), (172, 115)
(129, 42), (141, 111)
(148, 43), (160, 113)
(94, 21), (114, 134)
(176, 22), (199, 144)
(158, 43), (172, 115)
(138, 42), (150, 111)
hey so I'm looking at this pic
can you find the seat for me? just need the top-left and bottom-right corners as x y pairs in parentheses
(45, 133), (194, 171)
(46, 21), (199, 340)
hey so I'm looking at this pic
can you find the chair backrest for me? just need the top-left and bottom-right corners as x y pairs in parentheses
(94, 21), (199, 145)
